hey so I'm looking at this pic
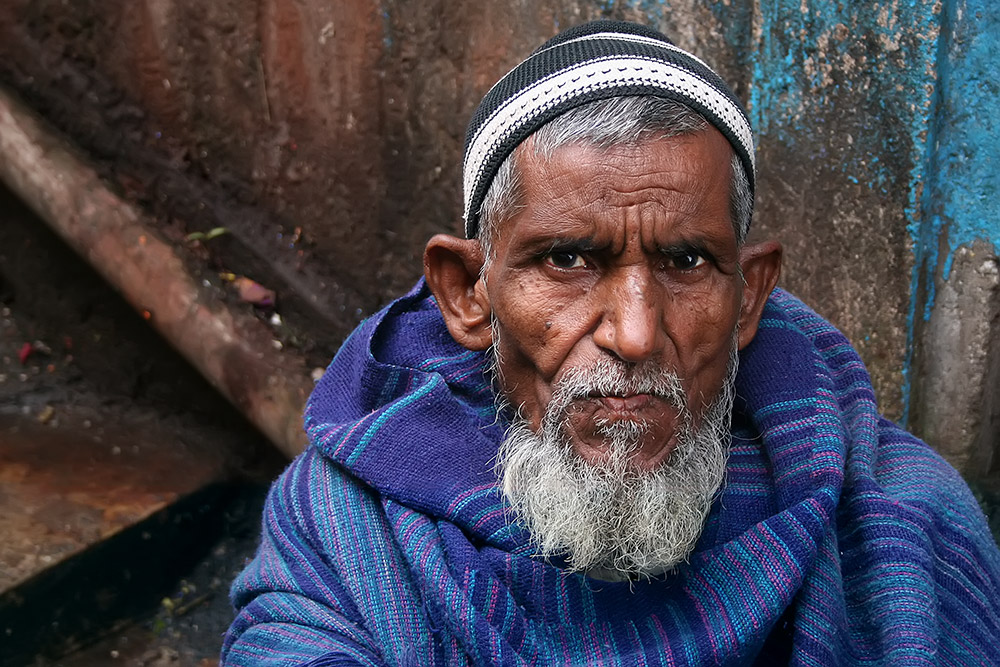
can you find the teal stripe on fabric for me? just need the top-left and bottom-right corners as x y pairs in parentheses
(347, 377), (439, 466)
(418, 348), (479, 371)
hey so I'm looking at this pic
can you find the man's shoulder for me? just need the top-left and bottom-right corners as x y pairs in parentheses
(746, 290), (996, 545)
(869, 416), (985, 512)
(842, 417), (1000, 577)
(265, 448), (384, 531)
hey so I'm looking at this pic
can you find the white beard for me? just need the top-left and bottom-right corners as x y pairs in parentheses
(494, 344), (738, 580)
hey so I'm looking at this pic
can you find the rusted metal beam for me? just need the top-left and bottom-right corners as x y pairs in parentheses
(0, 85), (310, 458)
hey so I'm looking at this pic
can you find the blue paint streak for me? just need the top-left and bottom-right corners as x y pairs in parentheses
(902, 0), (1000, 424)
(928, 0), (1000, 267)
(901, 6), (948, 426)
(381, 6), (393, 49)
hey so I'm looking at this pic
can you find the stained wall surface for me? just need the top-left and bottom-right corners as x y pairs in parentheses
(0, 0), (996, 475)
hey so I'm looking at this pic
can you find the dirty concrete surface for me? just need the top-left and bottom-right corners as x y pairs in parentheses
(27, 485), (270, 667)
(0, 183), (284, 665)
(908, 241), (1000, 474)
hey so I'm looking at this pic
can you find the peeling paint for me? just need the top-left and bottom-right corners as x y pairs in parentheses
(733, 0), (996, 430)
(744, 1), (940, 186)
(919, 0), (1000, 284)
(903, 0), (999, 424)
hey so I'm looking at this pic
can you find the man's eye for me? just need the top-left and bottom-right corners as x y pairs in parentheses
(546, 251), (586, 269)
(666, 251), (706, 270)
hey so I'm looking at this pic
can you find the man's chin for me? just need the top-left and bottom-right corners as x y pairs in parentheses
(497, 413), (729, 579)
(568, 431), (679, 471)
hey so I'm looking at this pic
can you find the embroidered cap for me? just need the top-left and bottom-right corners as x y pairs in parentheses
(462, 20), (755, 238)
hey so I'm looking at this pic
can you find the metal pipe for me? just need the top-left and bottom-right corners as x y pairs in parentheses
(0, 85), (309, 458)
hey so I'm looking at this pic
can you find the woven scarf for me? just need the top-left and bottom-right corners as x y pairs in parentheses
(224, 280), (1000, 666)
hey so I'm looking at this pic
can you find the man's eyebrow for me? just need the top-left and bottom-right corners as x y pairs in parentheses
(659, 240), (711, 254)
(662, 225), (736, 250)
(511, 228), (597, 252)
(544, 236), (599, 251)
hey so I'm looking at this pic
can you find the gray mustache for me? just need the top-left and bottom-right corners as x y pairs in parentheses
(549, 358), (688, 412)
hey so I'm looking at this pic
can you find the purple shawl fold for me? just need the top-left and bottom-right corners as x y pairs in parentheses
(223, 280), (1000, 666)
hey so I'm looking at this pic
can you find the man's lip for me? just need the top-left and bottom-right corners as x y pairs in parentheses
(587, 393), (658, 413)
(566, 394), (680, 470)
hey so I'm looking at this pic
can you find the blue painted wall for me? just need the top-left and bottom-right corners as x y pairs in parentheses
(688, 0), (997, 435)
(918, 0), (1000, 285)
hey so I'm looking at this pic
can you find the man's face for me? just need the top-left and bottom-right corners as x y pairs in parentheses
(482, 128), (744, 471)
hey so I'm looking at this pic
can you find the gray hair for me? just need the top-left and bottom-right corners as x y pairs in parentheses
(477, 96), (753, 262)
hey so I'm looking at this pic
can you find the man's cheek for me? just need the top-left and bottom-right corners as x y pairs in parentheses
(496, 310), (571, 376)
(668, 302), (738, 376)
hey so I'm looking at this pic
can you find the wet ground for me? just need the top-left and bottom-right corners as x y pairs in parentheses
(0, 183), (285, 665)
(29, 484), (270, 667)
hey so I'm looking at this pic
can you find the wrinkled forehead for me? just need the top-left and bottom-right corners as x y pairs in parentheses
(461, 19), (755, 239)
(497, 132), (740, 255)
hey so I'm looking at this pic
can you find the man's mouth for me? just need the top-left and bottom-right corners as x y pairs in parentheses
(562, 394), (682, 469)
(589, 392), (658, 414)
(538, 358), (692, 470)
(579, 390), (679, 423)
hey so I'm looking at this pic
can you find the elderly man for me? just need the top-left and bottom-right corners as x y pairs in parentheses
(223, 21), (1000, 666)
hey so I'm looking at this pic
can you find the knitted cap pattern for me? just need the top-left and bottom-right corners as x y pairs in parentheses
(462, 20), (755, 238)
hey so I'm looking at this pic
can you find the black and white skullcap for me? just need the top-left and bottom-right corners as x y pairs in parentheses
(462, 20), (755, 238)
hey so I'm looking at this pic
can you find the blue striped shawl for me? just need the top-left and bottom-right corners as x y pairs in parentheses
(224, 281), (1000, 666)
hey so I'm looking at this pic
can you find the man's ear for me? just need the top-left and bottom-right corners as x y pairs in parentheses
(736, 240), (782, 350)
(424, 234), (494, 351)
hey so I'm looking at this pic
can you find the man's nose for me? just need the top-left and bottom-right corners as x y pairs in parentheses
(593, 269), (665, 363)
